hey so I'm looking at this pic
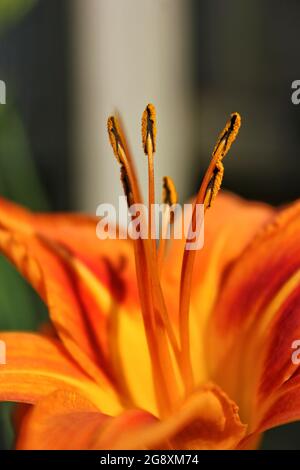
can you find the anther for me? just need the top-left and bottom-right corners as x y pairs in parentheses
(162, 176), (178, 207)
(120, 165), (134, 207)
(213, 112), (241, 160)
(107, 116), (126, 164)
(142, 104), (157, 154)
(204, 160), (224, 209)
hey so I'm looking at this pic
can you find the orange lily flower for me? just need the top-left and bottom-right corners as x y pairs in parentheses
(0, 105), (300, 450)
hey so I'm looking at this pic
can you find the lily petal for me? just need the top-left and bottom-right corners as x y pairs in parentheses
(16, 384), (246, 450)
(162, 192), (274, 383)
(207, 199), (300, 427)
(97, 383), (246, 450)
(0, 229), (112, 385)
(255, 372), (300, 432)
(0, 332), (121, 414)
(0, 198), (156, 413)
(0, 197), (140, 311)
(238, 373), (300, 449)
(16, 390), (109, 450)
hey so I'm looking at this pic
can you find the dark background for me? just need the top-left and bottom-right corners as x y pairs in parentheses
(0, 0), (300, 449)
(190, 0), (300, 206)
(0, 0), (69, 210)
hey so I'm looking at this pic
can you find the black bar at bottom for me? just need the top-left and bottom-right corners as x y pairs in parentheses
(0, 450), (299, 466)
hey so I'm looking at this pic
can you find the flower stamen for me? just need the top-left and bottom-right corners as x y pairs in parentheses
(158, 176), (178, 271)
(108, 113), (181, 416)
(204, 160), (224, 210)
(142, 104), (157, 248)
(107, 116), (142, 204)
(179, 112), (241, 396)
(142, 103), (157, 154)
(141, 105), (182, 379)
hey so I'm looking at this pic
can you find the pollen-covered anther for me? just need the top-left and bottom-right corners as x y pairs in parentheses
(204, 160), (224, 210)
(120, 165), (134, 207)
(162, 176), (178, 206)
(107, 115), (137, 208)
(203, 112), (241, 210)
(107, 116), (126, 164)
(142, 104), (157, 154)
(213, 112), (241, 160)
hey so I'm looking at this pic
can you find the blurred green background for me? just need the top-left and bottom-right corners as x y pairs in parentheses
(0, 0), (300, 449)
(0, 0), (50, 449)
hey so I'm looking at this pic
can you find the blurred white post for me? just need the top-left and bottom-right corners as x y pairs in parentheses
(71, 0), (192, 212)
